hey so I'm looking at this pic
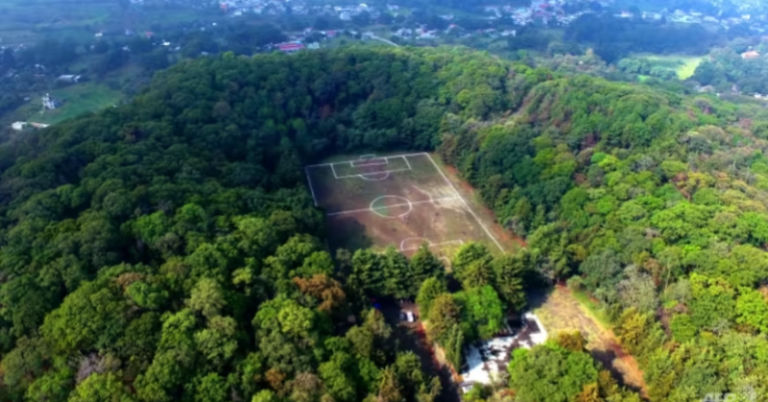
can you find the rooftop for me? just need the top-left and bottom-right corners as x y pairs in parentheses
(460, 312), (548, 389)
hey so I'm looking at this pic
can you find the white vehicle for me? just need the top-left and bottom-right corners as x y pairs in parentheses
(406, 311), (415, 322)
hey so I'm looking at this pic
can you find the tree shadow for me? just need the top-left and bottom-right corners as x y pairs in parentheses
(591, 346), (644, 395)
(326, 217), (373, 252)
(524, 288), (550, 311)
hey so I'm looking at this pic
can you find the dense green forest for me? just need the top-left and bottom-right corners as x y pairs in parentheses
(693, 45), (768, 95)
(0, 46), (533, 402)
(564, 14), (718, 64)
(1, 45), (768, 402)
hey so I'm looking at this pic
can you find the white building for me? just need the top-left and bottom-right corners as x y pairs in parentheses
(42, 94), (58, 110)
(57, 74), (82, 84)
(460, 312), (548, 392)
(11, 122), (48, 131)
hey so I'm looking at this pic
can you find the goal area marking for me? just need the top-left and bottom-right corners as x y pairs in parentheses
(350, 158), (388, 168)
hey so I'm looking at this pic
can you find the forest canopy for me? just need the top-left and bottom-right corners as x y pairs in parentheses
(1, 45), (768, 402)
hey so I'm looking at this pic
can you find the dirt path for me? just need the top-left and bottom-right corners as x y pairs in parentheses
(532, 286), (648, 397)
(380, 303), (460, 402)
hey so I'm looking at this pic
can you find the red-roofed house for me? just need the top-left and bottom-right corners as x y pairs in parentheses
(276, 42), (305, 53)
(742, 50), (761, 59)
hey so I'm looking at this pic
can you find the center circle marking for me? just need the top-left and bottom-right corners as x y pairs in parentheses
(370, 195), (413, 218)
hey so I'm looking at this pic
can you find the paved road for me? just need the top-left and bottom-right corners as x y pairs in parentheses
(367, 34), (400, 47)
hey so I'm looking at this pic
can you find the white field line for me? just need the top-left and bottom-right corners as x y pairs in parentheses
(326, 196), (458, 217)
(305, 167), (319, 207)
(424, 153), (506, 254)
(403, 155), (413, 170)
(335, 167), (410, 180)
(411, 185), (434, 201)
(358, 172), (391, 181)
(351, 158), (388, 167)
(330, 163), (339, 179)
(305, 152), (429, 168)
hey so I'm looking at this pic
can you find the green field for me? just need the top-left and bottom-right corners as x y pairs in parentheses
(644, 54), (705, 80)
(11, 83), (123, 125)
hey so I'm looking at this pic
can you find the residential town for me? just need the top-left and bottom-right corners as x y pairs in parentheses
(52, 0), (768, 54)
(211, 0), (768, 41)
(6, 0), (768, 132)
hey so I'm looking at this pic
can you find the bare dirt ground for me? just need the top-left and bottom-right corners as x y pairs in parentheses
(308, 153), (503, 260)
(435, 156), (527, 252)
(531, 286), (648, 397)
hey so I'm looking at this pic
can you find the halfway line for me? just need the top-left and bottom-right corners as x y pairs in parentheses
(326, 197), (458, 217)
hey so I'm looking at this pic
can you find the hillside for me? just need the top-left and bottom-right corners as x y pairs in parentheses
(0, 46), (767, 402)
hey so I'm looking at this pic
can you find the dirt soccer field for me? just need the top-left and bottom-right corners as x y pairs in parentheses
(305, 153), (505, 264)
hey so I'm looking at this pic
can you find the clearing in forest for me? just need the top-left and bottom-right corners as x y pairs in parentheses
(532, 286), (648, 397)
(304, 153), (505, 264)
(642, 54), (704, 80)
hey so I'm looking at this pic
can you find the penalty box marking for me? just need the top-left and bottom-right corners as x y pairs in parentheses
(305, 152), (428, 208)
(331, 154), (413, 180)
(351, 158), (388, 167)
(334, 167), (411, 180)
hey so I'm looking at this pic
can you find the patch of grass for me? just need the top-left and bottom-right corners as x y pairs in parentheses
(16, 82), (122, 125)
(644, 54), (704, 80)
(66, 55), (101, 74)
(531, 287), (648, 393)
(570, 289), (613, 328)
(676, 57), (704, 80)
